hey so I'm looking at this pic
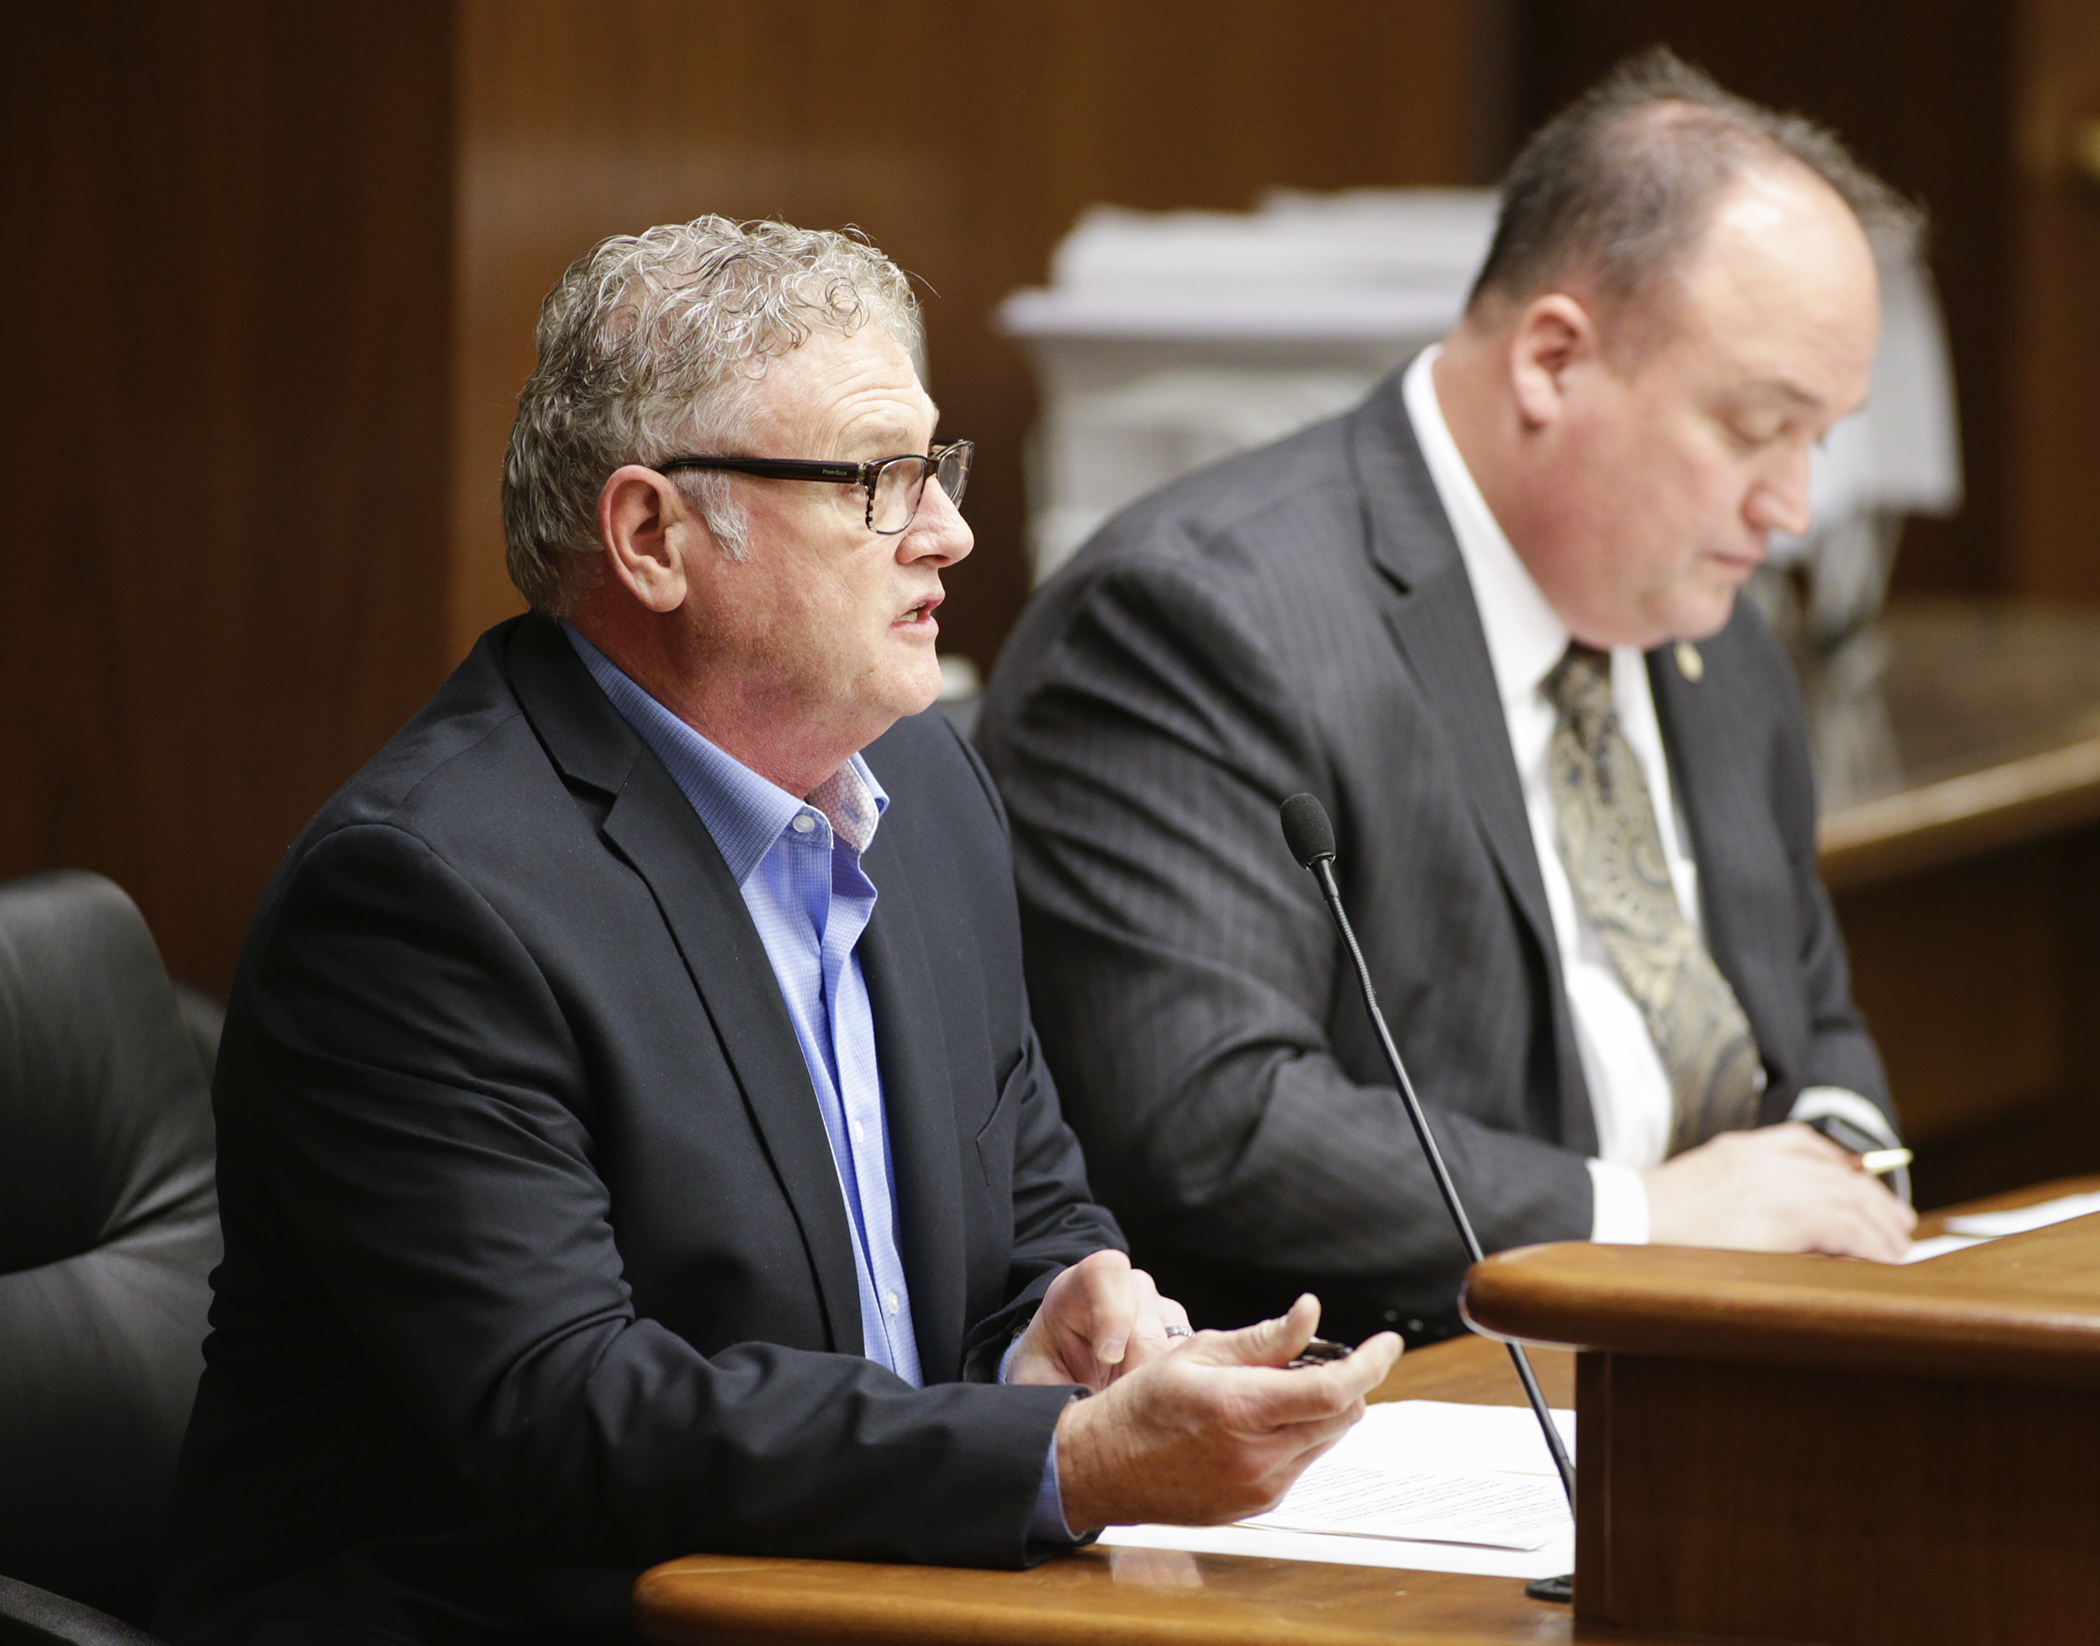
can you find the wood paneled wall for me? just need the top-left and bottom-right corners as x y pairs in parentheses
(2007, 0), (2100, 603)
(0, 3), (455, 993)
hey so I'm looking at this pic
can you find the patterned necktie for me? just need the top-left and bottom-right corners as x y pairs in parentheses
(1543, 643), (1763, 1156)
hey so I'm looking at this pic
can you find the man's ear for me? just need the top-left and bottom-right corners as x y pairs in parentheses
(598, 466), (710, 614)
(1507, 293), (1599, 431)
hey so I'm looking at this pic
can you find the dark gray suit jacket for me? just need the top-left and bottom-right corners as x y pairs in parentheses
(977, 365), (1890, 1345)
(163, 615), (1119, 1645)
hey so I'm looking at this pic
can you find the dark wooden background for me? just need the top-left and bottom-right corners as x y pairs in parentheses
(5, 3), (2097, 1193)
(1, 4), (454, 996)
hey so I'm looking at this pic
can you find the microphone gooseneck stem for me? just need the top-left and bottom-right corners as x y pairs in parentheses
(1307, 855), (1579, 1511)
(1310, 856), (1484, 1265)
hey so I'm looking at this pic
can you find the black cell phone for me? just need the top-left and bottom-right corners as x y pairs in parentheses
(1286, 1336), (1354, 1369)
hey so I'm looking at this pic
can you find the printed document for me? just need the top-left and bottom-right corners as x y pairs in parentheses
(1903, 1189), (2100, 1262)
(1099, 1400), (1575, 1578)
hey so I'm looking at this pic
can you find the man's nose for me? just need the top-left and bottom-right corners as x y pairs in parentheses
(1746, 446), (1813, 538)
(900, 474), (973, 566)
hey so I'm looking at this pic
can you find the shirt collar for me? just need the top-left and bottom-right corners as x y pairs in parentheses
(1401, 346), (1572, 714)
(562, 623), (887, 884)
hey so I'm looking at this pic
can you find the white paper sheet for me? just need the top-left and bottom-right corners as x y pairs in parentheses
(1899, 1233), (1990, 1264)
(1901, 1191), (2100, 1261)
(1245, 1467), (1568, 1548)
(1942, 1190), (2100, 1238)
(1097, 1520), (1575, 1581)
(1097, 1401), (1576, 1579)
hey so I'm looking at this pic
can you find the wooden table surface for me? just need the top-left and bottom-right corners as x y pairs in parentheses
(634, 1334), (1619, 1646)
(1807, 599), (2100, 892)
(633, 1182), (2090, 1646)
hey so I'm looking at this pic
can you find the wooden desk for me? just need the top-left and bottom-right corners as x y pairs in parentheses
(634, 1335), (1642, 1646)
(632, 1185), (2084, 1645)
(1809, 599), (2100, 893)
(1463, 1178), (2100, 1645)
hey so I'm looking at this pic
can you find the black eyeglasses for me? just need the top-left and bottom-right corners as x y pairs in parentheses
(652, 440), (973, 535)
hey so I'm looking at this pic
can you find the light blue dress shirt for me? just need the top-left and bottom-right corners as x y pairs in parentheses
(566, 627), (921, 1383)
(564, 626), (1073, 1544)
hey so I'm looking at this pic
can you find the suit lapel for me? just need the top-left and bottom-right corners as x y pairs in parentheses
(856, 817), (967, 1381)
(503, 616), (864, 1354)
(1379, 563), (1560, 963)
(1346, 377), (1596, 1150)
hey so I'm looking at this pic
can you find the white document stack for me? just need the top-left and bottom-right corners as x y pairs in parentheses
(1099, 1399), (1576, 1580)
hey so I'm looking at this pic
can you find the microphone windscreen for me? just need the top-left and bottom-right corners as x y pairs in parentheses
(1279, 793), (1337, 867)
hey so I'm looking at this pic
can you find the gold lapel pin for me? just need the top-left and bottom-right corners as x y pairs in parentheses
(1675, 641), (1704, 683)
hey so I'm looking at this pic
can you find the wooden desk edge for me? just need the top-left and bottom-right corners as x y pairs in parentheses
(1463, 1186), (2100, 1388)
(1816, 731), (2100, 891)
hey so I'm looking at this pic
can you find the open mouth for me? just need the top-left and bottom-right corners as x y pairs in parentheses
(1708, 544), (1767, 578)
(896, 594), (942, 629)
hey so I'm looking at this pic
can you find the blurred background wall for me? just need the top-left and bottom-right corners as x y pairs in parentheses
(3, 0), (2097, 1014)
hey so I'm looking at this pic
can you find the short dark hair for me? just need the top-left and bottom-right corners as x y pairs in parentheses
(1467, 46), (1922, 319)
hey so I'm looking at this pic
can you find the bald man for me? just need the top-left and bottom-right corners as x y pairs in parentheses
(978, 49), (1916, 1347)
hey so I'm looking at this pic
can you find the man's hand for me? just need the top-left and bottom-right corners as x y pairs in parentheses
(1052, 1294), (1403, 1533)
(1642, 1122), (1915, 1261)
(1006, 1249), (1190, 1390)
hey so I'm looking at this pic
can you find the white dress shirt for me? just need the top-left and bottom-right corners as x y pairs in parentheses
(1400, 349), (1896, 1242)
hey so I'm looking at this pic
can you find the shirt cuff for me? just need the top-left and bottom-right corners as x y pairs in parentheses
(1790, 1085), (1909, 1204)
(1789, 1086), (1899, 1148)
(1028, 1432), (1080, 1546)
(1587, 1157), (1651, 1244)
(1001, 1331), (1081, 1546)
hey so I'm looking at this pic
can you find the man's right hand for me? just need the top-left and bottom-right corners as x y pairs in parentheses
(1052, 1294), (1402, 1535)
(1641, 1122), (1915, 1261)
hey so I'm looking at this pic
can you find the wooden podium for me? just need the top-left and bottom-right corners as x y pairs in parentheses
(1462, 1185), (2100, 1645)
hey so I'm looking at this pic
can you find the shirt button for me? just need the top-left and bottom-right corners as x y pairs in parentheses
(849, 1119), (864, 1144)
(884, 1291), (901, 1316)
(790, 813), (816, 835)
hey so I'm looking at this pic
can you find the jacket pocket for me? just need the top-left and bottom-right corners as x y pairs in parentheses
(972, 1055), (1030, 1218)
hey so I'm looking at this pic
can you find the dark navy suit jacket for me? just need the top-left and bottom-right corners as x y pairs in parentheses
(163, 614), (1118, 1645)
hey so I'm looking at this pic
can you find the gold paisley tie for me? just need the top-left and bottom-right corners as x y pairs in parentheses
(1543, 643), (1763, 1155)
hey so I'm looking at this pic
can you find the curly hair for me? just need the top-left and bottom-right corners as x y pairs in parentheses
(501, 217), (921, 614)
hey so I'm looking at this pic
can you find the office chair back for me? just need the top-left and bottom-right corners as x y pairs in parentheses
(0, 1573), (163, 1646)
(0, 872), (220, 1626)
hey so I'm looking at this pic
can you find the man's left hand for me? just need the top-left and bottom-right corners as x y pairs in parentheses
(1006, 1249), (1192, 1390)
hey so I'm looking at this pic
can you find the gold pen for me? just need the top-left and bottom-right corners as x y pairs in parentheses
(1858, 1147), (1913, 1176)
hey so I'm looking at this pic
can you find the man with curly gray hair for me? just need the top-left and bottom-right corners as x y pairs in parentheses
(163, 217), (1398, 1646)
(503, 217), (927, 609)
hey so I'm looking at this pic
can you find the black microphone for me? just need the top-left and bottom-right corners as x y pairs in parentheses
(1279, 792), (1578, 1521)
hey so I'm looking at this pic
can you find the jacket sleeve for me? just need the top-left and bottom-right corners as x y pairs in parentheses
(227, 820), (1080, 1571)
(978, 552), (1593, 1331)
